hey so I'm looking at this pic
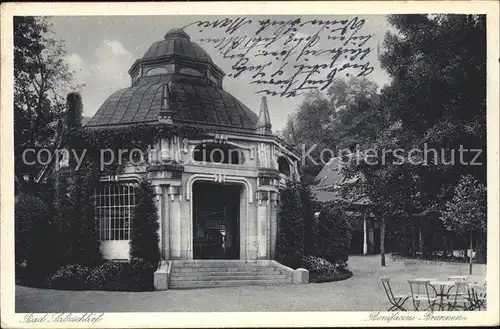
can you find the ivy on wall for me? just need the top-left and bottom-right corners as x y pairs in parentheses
(130, 180), (161, 264)
(59, 123), (208, 178)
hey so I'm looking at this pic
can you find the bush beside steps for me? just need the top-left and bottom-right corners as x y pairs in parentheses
(46, 258), (156, 292)
(279, 255), (353, 283)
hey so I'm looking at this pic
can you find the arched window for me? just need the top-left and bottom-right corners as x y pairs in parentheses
(179, 67), (203, 77)
(193, 143), (245, 165)
(145, 64), (175, 76)
(94, 183), (136, 241)
(278, 157), (291, 176)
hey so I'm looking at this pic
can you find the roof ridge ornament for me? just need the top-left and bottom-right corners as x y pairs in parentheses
(164, 28), (190, 41)
(256, 96), (272, 134)
(158, 82), (174, 124)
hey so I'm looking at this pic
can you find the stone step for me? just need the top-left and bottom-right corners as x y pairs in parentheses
(171, 270), (283, 277)
(172, 262), (271, 268)
(172, 266), (282, 273)
(172, 260), (269, 264)
(170, 274), (288, 281)
(169, 279), (293, 289)
(166, 260), (292, 289)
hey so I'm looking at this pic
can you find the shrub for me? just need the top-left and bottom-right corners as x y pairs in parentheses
(318, 202), (352, 263)
(130, 180), (160, 265)
(299, 180), (319, 257)
(127, 258), (156, 291)
(301, 256), (353, 283)
(87, 258), (156, 292)
(276, 180), (304, 267)
(87, 261), (127, 290)
(68, 168), (103, 267)
(47, 264), (92, 290)
(53, 169), (103, 268)
(15, 193), (58, 281)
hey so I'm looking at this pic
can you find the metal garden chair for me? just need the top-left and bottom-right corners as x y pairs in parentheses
(444, 280), (472, 311)
(467, 282), (487, 310)
(380, 277), (410, 311)
(408, 279), (439, 311)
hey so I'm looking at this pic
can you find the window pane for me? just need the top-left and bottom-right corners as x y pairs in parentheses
(94, 183), (135, 241)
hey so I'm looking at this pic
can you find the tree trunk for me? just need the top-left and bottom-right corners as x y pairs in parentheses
(380, 217), (386, 266)
(412, 222), (416, 258)
(442, 235), (447, 258)
(475, 231), (486, 264)
(469, 230), (473, 275)
(418, 224), (423, 258)
(449, 233), (453, 258)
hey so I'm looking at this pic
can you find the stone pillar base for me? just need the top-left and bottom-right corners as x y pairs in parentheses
(154, 269), (168, 290)
(293, 268), (309, 284)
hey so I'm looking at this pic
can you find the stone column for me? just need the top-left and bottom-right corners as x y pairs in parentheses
(269, 191), (278, 259)
(154, 185), (164, 258)
(247, 191), (258, 260)
(163, 187), (170, 259)
(239, 187), (248, 260)
(256, 191), (269, 259)
(180, 197), (192, 259)
(168, 185), (182, 259)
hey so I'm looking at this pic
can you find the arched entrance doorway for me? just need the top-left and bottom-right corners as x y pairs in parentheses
(192, 181), (241, 259)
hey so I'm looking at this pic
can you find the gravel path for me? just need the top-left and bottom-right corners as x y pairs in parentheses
(16, 255), (486, 312)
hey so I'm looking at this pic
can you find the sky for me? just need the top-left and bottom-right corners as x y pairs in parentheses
(49, 15), (392, 132)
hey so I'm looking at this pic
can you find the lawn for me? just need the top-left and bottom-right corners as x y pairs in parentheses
(15, 254), (486, 312)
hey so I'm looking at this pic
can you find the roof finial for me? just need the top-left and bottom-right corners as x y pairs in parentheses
(287, 117), (296, 145)
(256, 96), (272, 134)
(158, 82), (174, 124)
(164, 28), (190, 40)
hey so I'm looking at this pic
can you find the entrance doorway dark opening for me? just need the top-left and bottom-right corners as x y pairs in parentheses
(192, 182), (240, 259)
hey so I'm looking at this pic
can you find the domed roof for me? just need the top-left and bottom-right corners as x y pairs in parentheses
(142, 28), (213, 63)
(86, 75), (258, 130)
(87, 28), (261, 131)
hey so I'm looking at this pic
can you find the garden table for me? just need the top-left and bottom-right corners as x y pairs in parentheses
(429, 280), (458, 311)
(447, 275), (468, 281)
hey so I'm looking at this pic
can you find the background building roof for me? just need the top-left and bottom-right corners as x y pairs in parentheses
(311, 156), (372, 206)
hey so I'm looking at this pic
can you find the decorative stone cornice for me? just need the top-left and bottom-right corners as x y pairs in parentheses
(147, 162), (184, 173)
(185, 174), (253, 203)
(257, 168), (281, 180)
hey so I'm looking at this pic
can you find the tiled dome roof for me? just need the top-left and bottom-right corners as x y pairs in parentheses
(86, 75), (258, 129)
(142, 28), (213, 63)
(87, 28), (259, 131)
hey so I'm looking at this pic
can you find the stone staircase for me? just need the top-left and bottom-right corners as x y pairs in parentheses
(168, 260), (293, 289)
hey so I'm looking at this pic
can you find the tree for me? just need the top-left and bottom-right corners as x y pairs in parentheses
(53, 167), (103, 268)
(69, 166), (103, 267)
(380, 14), (486, 258)
(317, 202), (352, 263)
(14, 16), (77, 189)
(338, 14), (486, 265)
(130, 180), (161, 265)
(299, 178), (319, 257)
(15, 193), (57, 280)
(276, 180), (305, 268)
(440, 175), (486, 274)
(281, 77), (380, 184)
(49, 92), (103, 268)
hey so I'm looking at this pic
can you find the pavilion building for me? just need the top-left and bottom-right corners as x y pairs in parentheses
(79, 29), (306, 288)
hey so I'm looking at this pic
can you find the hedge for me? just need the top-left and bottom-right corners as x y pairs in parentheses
(301, 256), (353, 283)
(46, 258), (156, 292)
